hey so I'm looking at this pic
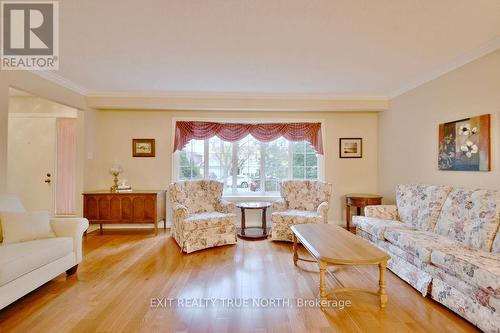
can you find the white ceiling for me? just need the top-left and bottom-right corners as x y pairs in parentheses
(54, 0), (500, 97)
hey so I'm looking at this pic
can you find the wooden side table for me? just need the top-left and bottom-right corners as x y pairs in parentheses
(345, 193), (383, 232)
(236, 202), (271, 240)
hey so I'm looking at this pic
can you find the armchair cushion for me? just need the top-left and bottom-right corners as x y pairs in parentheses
(364, 205), (398, 220)
(184, 212), (236, 232)
(271, 210), (323, 241)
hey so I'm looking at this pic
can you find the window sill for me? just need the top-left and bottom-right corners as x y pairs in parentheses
(223, 194), (281, 202)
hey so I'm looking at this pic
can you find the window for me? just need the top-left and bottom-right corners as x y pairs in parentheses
(176, 135), (321, 196)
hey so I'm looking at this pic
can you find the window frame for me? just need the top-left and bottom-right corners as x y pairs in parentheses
(171, 118), (326, 198)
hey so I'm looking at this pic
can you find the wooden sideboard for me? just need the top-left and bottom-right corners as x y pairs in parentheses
(345, 193), (383, 232)
(83, 191), (166, 235)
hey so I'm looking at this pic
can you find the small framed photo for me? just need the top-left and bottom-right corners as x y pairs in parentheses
(132, 139), (155, 157)
(339, 138), (362, 158)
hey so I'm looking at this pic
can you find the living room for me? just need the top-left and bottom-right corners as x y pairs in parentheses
(0, 1), (499, 332)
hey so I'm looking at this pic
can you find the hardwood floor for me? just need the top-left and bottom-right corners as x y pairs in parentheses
(0, 229), (479, 333)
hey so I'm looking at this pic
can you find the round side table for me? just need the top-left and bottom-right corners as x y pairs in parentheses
(236, 201), (272, 240)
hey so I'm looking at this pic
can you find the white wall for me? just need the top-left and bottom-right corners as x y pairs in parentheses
(379, 49), (500, 202)
(85, 110), (379, 224)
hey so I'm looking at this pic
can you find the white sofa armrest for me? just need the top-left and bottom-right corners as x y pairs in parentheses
(364, 205), (399, 220)
(50, 217), (89, 263)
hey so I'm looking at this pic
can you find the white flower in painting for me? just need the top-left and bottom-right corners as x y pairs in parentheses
(471, 127), (478, 134)
(459, 124), (472, 136)
(460, 140), (479, 158)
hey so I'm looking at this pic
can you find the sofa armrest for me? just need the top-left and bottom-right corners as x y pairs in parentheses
(317, 201), (329, 221)
(50, 217), (89, 263)
(272, 199), (288, 212)
(364, 205), (399, 220)
(215, 200), (235, 213)
(172, 203), (188, 220)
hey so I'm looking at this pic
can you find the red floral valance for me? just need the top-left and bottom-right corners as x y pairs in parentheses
(174, 121), (324, 154)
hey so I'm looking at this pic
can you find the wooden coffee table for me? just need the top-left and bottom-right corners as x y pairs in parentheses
(291, 224), (390, 309)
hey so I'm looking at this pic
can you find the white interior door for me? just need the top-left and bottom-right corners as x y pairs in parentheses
(7, 116), (56, 213)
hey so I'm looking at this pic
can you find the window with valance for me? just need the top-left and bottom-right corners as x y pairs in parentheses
(173, 121), (324, 195)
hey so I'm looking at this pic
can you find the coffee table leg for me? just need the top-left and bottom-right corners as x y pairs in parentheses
(241, 208), (246, 236)
(319, 261), (327, 310)
(292, 234), (298, 266)
(379, 262), (388, 308)
(262, 207), (267, 235)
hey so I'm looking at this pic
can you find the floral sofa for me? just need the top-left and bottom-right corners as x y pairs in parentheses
(169, 180), (237, 253)
(353, 184), (500, 333)
(271, 180), (333, 241)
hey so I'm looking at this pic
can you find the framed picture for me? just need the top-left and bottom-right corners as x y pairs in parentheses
(132, 139), (155, 157)
(339, 138), (362, 158)
(438, 114), (490, 171)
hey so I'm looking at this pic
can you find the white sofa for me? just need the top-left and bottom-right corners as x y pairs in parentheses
(353, 184), (500, 333)
(0, 194), (89, 310)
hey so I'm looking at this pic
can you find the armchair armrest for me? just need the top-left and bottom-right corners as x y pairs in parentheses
(272, 199), (288, 212)
(172, 203), (188, 220)
(317, 201), (329, 220)
(215, 199), (235, 213)
(364, 205), (399, 220)
(50, 217), (89, 263)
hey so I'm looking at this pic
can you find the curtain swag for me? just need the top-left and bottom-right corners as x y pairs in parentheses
(173, 121), (324, 154)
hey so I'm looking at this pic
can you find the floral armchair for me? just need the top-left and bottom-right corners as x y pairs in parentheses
(271, 180), (333, 241)
(169, 180), (237, 253)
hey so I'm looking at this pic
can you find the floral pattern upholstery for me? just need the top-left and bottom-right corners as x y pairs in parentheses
(396, 184), (452, 231)
(433, 188), (500, 251)
(384, 228), (460, 264)
(355, 184), (500, 332)
(364, 205), (399, 220)
(431, 278), (500, 333)
(271, 180), (332, 241)
(430, 248), (500, 297)
(353, 216), (410, 240)
(169, 180), (237, 253)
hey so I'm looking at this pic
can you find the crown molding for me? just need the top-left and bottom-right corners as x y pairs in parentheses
(389, 36), (500, 98)
(30, 70), (89, 96)
(85, 94), (389, 112)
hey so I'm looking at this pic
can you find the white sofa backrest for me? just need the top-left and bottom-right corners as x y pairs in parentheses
(0, 194), (26, 243)
(434, 188), (500, 252)
(396, 184), (452, 231)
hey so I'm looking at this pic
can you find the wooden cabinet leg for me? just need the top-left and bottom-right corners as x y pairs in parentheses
(100, 224), (103, 235)
(345, 205), (351, 231)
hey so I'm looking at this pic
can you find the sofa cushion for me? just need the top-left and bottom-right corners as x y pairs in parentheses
(384, 229), (459, 263)
(0, 237), (73, 286)
(396, 184), (452, 231)
(0, 194), (26, 244)
(0, 211), (55, 244)
(430, 248), (500, 297)
(184, 212), (236, 232)
(434, 188), (500, 251)
(353, 216), (411, 240)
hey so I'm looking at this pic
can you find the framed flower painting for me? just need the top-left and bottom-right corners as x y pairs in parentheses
(438, 114), (490, 171)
